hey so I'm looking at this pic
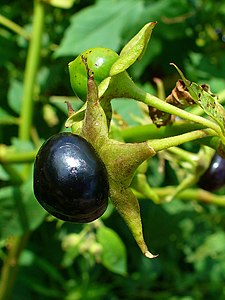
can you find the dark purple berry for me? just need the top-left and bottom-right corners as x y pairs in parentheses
(33, 132), (109, 223)
(198, 154), (225, 191)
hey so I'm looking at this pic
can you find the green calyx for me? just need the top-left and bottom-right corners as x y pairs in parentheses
(68, 22), (157, 102)
(66, 59), (157, 258)
(68, 22), (157, 127)
(66, 24), (160, 257)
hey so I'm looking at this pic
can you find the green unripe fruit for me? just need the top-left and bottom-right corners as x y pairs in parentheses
(68, 47), (119, 101)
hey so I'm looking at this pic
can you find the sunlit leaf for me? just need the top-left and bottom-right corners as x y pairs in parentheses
(55, 0), (143, 57)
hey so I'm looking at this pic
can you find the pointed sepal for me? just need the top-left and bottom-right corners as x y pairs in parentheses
(110, 22), (157, 76)
(109, 182), (158, 258)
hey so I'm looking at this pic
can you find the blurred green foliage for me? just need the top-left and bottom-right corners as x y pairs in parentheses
(1, 0), (225, 299)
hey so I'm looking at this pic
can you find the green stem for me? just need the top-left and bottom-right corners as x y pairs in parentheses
(102, 72), (222, 138)
(166, 147), (199, 164)
(0, 14), (29, 39)
(140, 90), (222, 138)
(154, 187), (225, 207)
(0, 150), (37, 164)
(120, 121), (221, 150)
(18, 0), (45, 141)
(148, 128), (215, 152)
(135, 187), (225, 207)
(121, 121), (206, 142)
(0, 234), (30, 300)
(153, 77), (166, 100)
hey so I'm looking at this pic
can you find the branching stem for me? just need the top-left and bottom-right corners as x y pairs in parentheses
(148, 128), (215, 152)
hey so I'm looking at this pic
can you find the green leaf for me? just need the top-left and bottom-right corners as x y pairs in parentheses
(111, 98), (143, 126)
(11, 137), (35, 152)
(96, 226), (127, 275)
(55, 0), (143, 57)
(0, 179), (46, 240)
(110, 22), (157, 76)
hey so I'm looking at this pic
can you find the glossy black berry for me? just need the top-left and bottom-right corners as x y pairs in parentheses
(198, 154), (225, 191)
(33, 132), (109, 223)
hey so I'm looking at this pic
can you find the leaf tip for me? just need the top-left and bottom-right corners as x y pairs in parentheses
(169, 62), (175, 66)
(150, 21), (158, 27)
(144, 250), (159, 259)
(169, 63), (189, 85)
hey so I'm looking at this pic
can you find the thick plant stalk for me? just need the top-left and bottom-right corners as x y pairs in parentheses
(18, 0), (45, 141)
(0, 1), (45, 300)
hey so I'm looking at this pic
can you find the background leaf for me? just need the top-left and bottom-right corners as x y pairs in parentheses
(96, 226), (127, 275)
(0, 179), (46, 239)
(7, 79), (23, 115)
(55, 0), (144, 57)
(187, 231), (225, 263)
(111, 98), (143, 126)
